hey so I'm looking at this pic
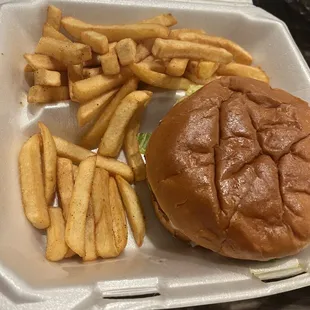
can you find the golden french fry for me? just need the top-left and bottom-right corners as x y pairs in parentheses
(36, 37), (92, 65)
(80, 77), (139, 149)
(73, 164), (79, 181)
(77, 88), (118, 127)
(166, 58), (188, 77)
(115, 38), (136, 66)
(46, 207), (68, 261)
(83, 53), (101, 67)
(24, 54), (67, 71)
(216, 63), (269, 83)
(139, 55), (166, 73)
(187, 60), (219, 80)
(27, 85), (69, 104)
(130, 63), (191, 90)
(152, 38), (233, 64)
(98, 91), (152, 157)
(38, 122), (57, 205)
(43, 23), (71, 42)
(53, 136), (134, 182)
(109, 177), (128, 253)
(34, 68), (61, 86)
(116, 176), (145, 247)
(100, 52), (120, 75)
(178, 32), (252, 65)
(46, 5), (62, 30)
(169, 28), (206, 40)
(83, 205), (97, 261)
(19, 134), (50, 229)
(61, 16), (169, 41)
(68, 64), (83, 102)
(83, 67), (102, 78)
(184, 71), (218, 85)
(65, 156), (96, 257)
(140, 13), (177, 27)
(109, 42), (117, 52)
(81, 31), (109, 55)
(135, 39), (154, 62)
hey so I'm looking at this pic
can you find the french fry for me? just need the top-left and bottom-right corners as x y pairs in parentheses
(81, 31), (109, 55)
(80, 77), (139, 149)
(83, 205), (97, 261)
(38, 122), (57, 205)
(116, 176), (145, 247)
(61, 16), (169, 41)
(46, 207), (68, 261)
(34, 68), (61, 86)
(36, 37), (92, 65)
(166, 58), (188, 77)
(152, 38), (233, 64)
(178, 32), (252, 65)
(98, 91), (152, 157)
(187, 60), (219, 79)
(135, 39), (154, 63)
(24, 54), (67, 71)
(77, 88), (118, 127)
(73, 164), (79, 181)
(43, 23), (71, 42)
(83, 67), (102, 78)
(72, 68), (131, 102)
(140, 13), (177, 27)
(184, 71), (218, 85)
(65, 156), (96, 257)
(109, 42), (117, 52)
(53, 136), (134, 182)
(18, 134), (50, 229)
(109, 177), (128, 253)
(100, 52), (120, 75)
(83, 53), (101, 67)
(139, 55), (166, 73)
(68, 64), (83, 102)
(130, 63), (192, 90)
(46, 5), (62, 30)
(115, 38), (136, 66)
(27, 85), (69, 104)
(216, 63), (269, 83)
(169, 28), (206, 40)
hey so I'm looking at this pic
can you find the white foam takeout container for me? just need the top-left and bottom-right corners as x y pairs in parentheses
(0, 0), (310, 309)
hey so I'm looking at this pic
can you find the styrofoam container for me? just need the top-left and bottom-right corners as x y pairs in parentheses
(0, 0), (310, 309)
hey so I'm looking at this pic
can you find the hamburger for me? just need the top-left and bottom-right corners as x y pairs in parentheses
(146, 76), (310, 261)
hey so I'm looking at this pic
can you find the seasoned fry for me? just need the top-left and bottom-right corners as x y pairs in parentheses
(166, 58), (188, 77)
(53, 136), (134, 182)
(34, 68), (61, 86)
(83, 206), (97, 261)
(169, 28), (206, 40)
(65, 156), (96, 257)
(116, 176), (145, 247)
(216, 63), (269, 83)
(46, 5), (62, 30)
(46, 207), (68, 261)
(184, 71), (218, 85)
(28, 85), (69, 104)
(130, 63), (192, 90)
(83, 53), (101, 67)
(83, 67), (102, 78)
(68, 64), (83, 102)
(98, 91), (152, 157)
(73, 164), (79, 181)
(152, 38), (233, 64)
(77, 88), (118, 127)
(43, 23), (71, 42)
(80, 77), (139, 149)
(38, 122), (57, 205)
(19, 134), (50, 229)
(24, 54), (67, 71)
(139, 55), (166, 73)
(36, 37), (92, 65)
(115, 38), (136, 66)
(140, 13), (177, 27)
(135, 39), (154, 62)
(100, 52), (120, 75)
(178, 32), (252, 65)
(187, 60), (219, 79)
(81, 31), (109, 55)
(61, 16), (169, 41)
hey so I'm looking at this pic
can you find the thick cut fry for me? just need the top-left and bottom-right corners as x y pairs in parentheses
(216, 63), (269, 83)
(43, 23), (71, 42)
(166, 58), (188, 77)
(83, 206), (97, 261)
(83, 67), (102, 78)
(116, 176), (145, 247)
(81, 31), (109, 55)
(73, 68), (131, 102)
(61, 16), (169, 41)
(80, 77), (139, 149)
(28, 85), (69, 104)
(135, 39), (154, 63)
(100, 52), (120, 75)
(152, 38), (233, 64)
(184, 71), (218, 85)
(91, 168), (109, 224)
(34, 68), (61, 86)
(46, 5), (62, 30)
(53, 136), (134, 182)
(130, 63), (191, 90)
(46, 207), (68, 261)
(169, 28), (206, 40)
(77, 88), (118, 127)
(139, 55), (166, 73)
(109, 177), (127, 253)
(187, 60), (219, 79)
(68, 64), (83, 102)
(98, 91), (152, 157)
(19, 134), (50, 229)
(24, 54), (67, 71)
(36, 37), (92, 65)
(140, 13), (177, 27)
(83, 53), (101, 67)
(109, 42), (117, 52)
(178, 32), (252, 65)
(38, 122), (57, 205)
(65, 156), (96, 257)
(116, 38), (136, 66)
(57, 158), (74, 220)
